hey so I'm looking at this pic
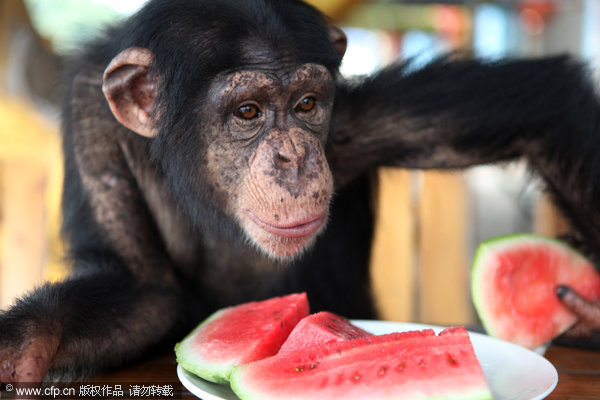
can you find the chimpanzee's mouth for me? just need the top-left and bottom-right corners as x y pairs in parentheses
(245, 211), (328, 239)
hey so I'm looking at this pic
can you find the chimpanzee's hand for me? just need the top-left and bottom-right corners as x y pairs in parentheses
(0, 314), (59, 383)
(553, 285), (600, 349)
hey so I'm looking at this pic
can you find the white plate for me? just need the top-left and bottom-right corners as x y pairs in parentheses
(177, 321), (558, 400)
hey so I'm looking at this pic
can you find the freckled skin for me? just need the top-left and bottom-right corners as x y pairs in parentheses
(201, 64), (335, 256)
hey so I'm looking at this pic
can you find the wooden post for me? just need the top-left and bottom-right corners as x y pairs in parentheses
(418, 170), (472, 325)
(0, 96), (64, 308)
(0, 162), (46, 307)
(370, 168), (415, 321)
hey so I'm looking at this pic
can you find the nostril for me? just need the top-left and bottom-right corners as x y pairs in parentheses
(277, 153), (292, 163)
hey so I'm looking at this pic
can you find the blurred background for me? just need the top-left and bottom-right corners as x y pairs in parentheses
(0, 0), (598, 326)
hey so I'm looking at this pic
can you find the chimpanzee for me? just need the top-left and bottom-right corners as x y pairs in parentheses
(1, 0), (599, 383)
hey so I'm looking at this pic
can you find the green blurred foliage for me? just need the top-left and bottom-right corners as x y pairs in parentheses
(24, 0), (130, 54)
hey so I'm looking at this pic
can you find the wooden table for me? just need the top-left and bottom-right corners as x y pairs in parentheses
(544, 345), (600, 400)
(94, 344), (599, 400)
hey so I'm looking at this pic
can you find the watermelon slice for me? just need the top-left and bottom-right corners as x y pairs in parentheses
(277, 311), (372, 354)
(230, 326), (492, 400)
(472, 233), (600, 349)
(175, 293), (309, 383)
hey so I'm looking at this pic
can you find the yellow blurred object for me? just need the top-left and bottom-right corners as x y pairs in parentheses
(370, 168), (415, 322)
(304, 0), (361, 20)
(0, 94), (66, 308)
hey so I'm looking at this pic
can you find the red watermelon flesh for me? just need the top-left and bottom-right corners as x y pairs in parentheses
(175, 293), (309, 384)
(230, 326), (492, 400)
(472, 233), (600, 349)
(277, 311), (372, 354)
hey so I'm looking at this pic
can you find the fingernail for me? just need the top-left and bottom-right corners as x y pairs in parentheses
(556, 285), (570, 299)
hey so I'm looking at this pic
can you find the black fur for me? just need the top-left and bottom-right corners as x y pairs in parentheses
(1, 0), (599, 382)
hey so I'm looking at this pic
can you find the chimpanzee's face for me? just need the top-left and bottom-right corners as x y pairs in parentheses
(200, 63), (335, 259)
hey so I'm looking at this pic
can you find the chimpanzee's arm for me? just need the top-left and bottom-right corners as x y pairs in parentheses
(0, 149), (191, 382)
(0, 162), (189, 383)
(329, 55), (600, 348)
(330, 55), (600, 252)
(0, 68), (195, 382)
(0, 273), (183, 381)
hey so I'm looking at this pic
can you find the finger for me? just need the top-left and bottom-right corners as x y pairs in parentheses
(0, 362), (16, 383)
(0, 348), (18, 383)
(14, 336), (58, 383)
(557, 321), (592, 339)
(554, 320), (600, 350)
(557, 285), (600, 329)
(553, 330), (600, 350)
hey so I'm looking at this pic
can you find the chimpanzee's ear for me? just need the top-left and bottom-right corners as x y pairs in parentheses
(102, 47), (158, 138)
(328, 26), (347, 60)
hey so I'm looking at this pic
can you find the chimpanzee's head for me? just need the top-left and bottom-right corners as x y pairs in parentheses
(101, 0), (347, 259)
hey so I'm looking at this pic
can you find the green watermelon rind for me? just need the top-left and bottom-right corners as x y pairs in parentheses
(471, 233), (587, 341)
(174, 309), (232, 385)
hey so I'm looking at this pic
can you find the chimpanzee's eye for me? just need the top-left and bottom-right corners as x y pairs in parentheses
(296, 96), (315, 112)
(230, 102), (264, 139)
(235, 104), (261, 120)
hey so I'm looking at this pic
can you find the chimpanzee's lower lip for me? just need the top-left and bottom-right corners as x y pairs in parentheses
(246, 211), (328, 238)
